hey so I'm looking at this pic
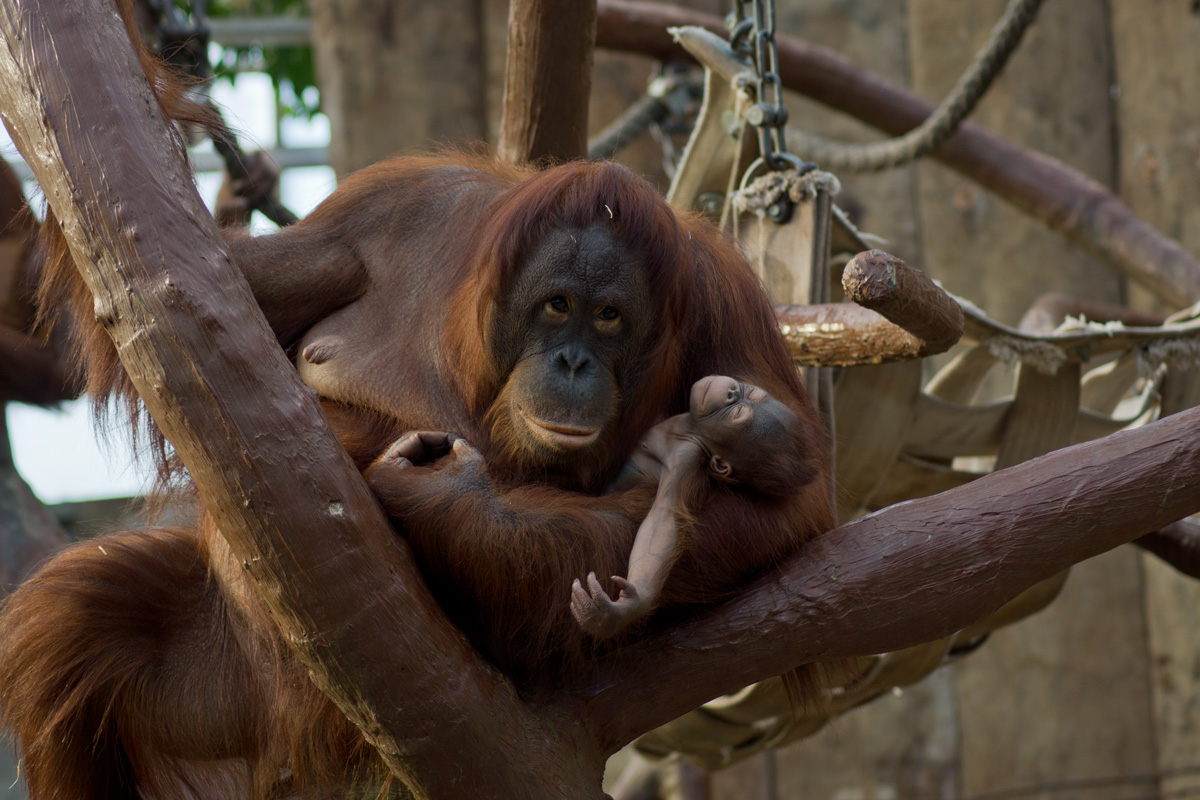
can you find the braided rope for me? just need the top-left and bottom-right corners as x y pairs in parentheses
(789, 0), (1046, 172)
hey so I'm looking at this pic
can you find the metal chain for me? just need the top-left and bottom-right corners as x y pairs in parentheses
(728, 0), (809, 175)
(728, 0), (816, 222)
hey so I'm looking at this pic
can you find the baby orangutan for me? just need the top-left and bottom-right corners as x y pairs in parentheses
(570, 374), (813, 639)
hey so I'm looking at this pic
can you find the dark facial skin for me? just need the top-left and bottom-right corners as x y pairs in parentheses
(490, 224), (657, 463)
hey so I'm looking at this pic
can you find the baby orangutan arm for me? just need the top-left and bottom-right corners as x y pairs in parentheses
(571, 450), (697, 639)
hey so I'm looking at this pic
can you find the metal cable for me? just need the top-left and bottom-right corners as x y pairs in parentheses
(789, 0), (1046, 173)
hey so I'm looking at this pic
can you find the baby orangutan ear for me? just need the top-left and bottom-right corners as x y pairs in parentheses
(709, 454), (733, 481)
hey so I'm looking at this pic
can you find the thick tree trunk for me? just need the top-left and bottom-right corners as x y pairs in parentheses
(498, 0), (597, 164)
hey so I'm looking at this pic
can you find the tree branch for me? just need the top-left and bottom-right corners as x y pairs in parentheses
(595, 0), (1200, 308)
(0, 3), (600, 797)
(1135, 519), (1200, 579)
(578, 402), (1200, 754)
(842, 250), (964, 354)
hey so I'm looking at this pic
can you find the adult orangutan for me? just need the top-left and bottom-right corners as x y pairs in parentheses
(0, 151), (832, 798)
(0, 27), (831, 800)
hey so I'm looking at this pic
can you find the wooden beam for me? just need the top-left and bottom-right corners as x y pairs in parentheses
(498, 0), (597, 164)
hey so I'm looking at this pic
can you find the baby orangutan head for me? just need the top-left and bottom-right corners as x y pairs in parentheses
(688, 375), (816, 498)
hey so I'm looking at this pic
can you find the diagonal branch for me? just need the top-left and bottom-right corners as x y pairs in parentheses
(0, 2), (596, 797)
(578, 402), (1200, 754)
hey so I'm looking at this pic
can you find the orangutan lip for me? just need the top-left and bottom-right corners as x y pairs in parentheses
(536, 420), (597, 436)
(519, 408), (601, 449)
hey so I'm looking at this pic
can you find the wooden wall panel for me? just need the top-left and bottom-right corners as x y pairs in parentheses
(954, 549), (1158, 799)
(905, 4), (1157, 798)
(776, 672), (961, 800)
(908, 0), (1122, 326)
(1111, 0), (1200, 314)
(1111, 3), (1200, 796)
(780, 0), (923, 264)
(310, 0), (487, 177)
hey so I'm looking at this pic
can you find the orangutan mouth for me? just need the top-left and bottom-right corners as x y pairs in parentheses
(520, 409), (601, 450)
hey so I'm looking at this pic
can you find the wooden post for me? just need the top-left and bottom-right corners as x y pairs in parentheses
(498, 0), (597, 164)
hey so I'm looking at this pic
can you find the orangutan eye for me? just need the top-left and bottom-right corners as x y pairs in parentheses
(547, 296), (570, 314)
(597, 306), (619, 322)
(730, 403), (751, 424)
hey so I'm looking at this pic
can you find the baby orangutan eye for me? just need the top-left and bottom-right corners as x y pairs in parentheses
(547, 296), (570, 314)
(597, 306), (619, 321)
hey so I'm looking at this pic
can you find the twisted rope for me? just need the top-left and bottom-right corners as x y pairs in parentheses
(789, 0), (1046, 172)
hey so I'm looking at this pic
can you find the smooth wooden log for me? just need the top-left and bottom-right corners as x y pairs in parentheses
(498, 0), (597, 164)
(775, 303), (958, 366)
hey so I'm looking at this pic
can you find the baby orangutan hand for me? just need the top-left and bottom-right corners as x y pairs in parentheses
(570, 572), (645, 639)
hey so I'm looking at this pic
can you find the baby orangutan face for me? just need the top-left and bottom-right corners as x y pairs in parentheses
(687, 375), (802, 486)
